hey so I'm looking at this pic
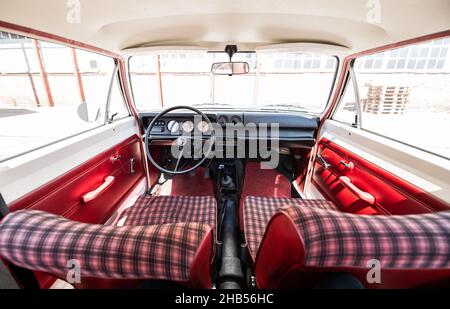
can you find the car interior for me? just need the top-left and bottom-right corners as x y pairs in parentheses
(0, 0), (449, 290)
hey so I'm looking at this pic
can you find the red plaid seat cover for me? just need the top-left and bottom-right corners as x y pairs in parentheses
(243, 196), (338, 260)
(256, 206), (450, 288)
(119, 195), (217, 233)
(273, 206), (450, 268)
(0, 210), (213, 285)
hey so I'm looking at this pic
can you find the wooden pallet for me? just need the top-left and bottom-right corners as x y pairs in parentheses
(362, 85), (410, 115)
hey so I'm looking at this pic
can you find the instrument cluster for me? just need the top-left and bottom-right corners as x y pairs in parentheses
(147, 112), (243, 136)
(165, 119), (210, 134)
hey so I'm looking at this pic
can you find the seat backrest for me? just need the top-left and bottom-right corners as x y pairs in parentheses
(255, 206), (450, 288)
(0, 210), (213, 288)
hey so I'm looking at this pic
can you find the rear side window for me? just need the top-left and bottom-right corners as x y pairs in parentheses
(352, 37), (450, 159)
(0, 31), (127, 162)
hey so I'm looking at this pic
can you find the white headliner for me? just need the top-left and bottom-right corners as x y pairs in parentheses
(0, 0), (449, 55)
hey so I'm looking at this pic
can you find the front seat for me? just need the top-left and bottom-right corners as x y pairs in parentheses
(0, 195), (217, 288)
(252, 204), (450, 288)
(243, 196), (338, 262)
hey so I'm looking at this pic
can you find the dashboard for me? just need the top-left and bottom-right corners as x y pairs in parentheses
(139, 110), (319, 148)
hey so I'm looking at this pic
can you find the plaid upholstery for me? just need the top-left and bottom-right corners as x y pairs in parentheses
(271, 206), (450, 269)
(119, 195), (217, 236)
(0, 210), (213, 282)
(243, 196), (338, 260)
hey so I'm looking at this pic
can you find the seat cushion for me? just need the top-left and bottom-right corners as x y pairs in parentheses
(118, 195), (217, 233)
(243, 196), (338, 261)
(0, 210), (214, 287)
(256, 206), (450, 288)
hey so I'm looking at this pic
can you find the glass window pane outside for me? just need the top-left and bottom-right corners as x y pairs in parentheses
(353, 37), (450, 159)
(129, 52), (338, 113)
(0, 31), (117, 162)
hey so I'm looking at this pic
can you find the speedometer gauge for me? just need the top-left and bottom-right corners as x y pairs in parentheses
(182, 120), (194, 133)
(167, 120), (180, 134)
(197, 120), (209, 133)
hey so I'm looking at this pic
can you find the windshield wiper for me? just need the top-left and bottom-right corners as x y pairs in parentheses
(191, 102), (314, 113)
(192, 102), (232, 107)
(191, 103), (236, 109)
(257, 103), (309, 112)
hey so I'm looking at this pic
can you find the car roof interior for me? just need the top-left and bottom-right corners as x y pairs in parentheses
(1, 0), (449, 55)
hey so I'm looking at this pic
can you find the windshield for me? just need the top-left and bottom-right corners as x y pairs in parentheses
(129, 51), (338, 113)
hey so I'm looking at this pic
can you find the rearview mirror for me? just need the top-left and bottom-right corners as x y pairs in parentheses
(77, 103), (89, 122)
(211, 61), (249, 75)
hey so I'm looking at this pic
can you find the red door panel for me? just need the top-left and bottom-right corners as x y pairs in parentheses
(313, 138), (449, 215)
(9, 135), (145, 223)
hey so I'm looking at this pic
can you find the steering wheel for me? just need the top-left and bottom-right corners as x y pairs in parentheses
(144, 105), (215, 175)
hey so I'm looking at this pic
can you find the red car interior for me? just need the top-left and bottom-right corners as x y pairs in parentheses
(0, 18), (449, 290)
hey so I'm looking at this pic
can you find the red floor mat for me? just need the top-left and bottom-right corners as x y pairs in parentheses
(241, 162), (291, 199)
(158, 167), (215, 197)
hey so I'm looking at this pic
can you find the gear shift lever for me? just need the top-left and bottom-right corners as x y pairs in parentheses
(221, 175), (233, 189)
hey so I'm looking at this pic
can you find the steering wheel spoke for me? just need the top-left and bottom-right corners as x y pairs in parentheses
(174, 147), (185, 171)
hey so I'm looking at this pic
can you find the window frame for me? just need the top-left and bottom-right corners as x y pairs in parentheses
(330, 63), (361, 128)
(105, 62), (132, 123)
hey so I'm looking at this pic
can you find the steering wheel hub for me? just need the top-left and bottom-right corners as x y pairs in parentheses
(176, 136), (188, 147)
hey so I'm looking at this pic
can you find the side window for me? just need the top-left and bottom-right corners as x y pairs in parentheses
(353, 37), (450, 159)
(332, 76), (358, 126)
(0, 31), (117, 162)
